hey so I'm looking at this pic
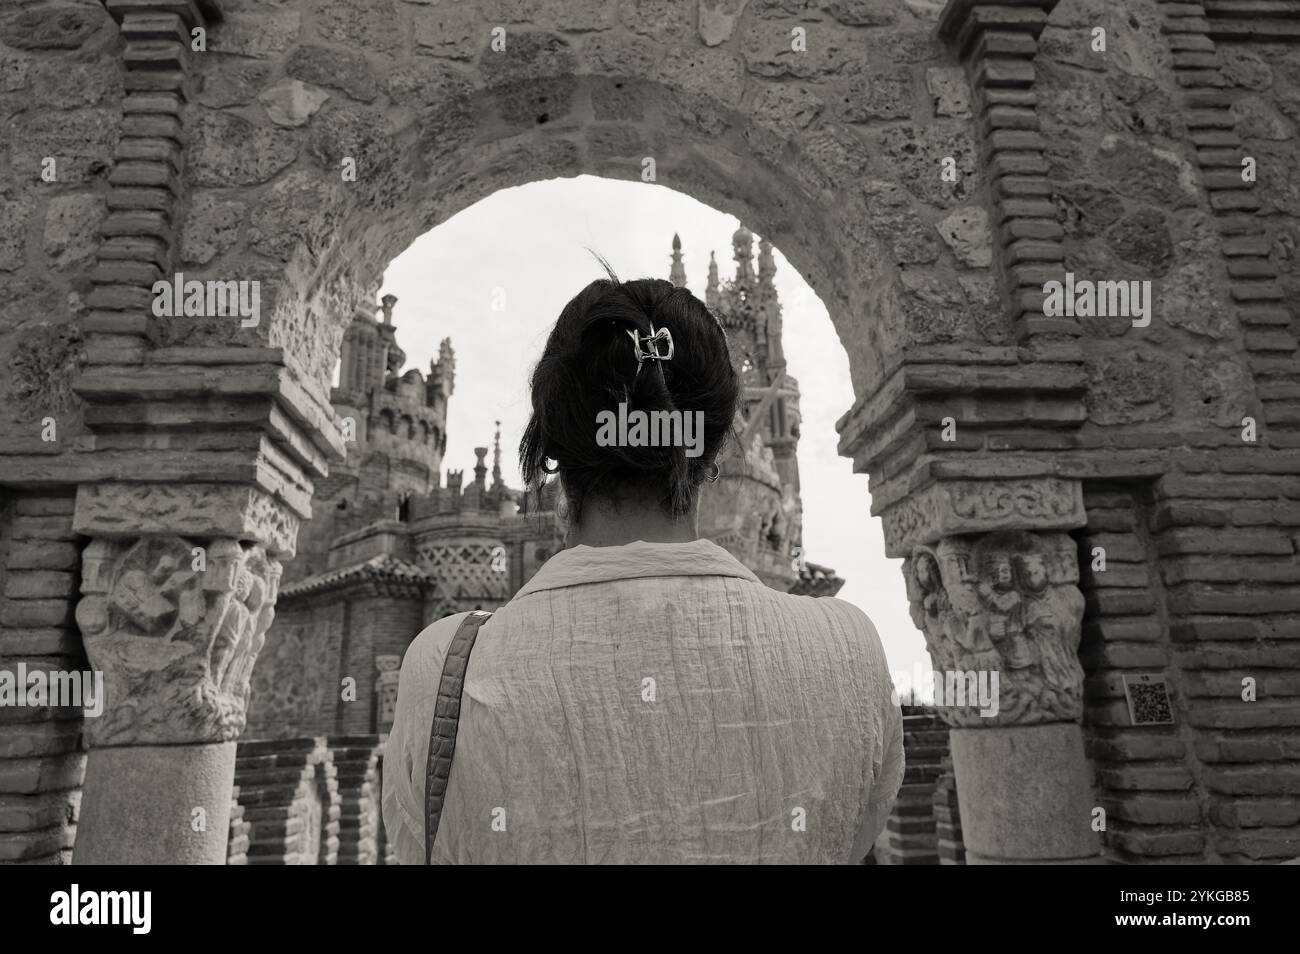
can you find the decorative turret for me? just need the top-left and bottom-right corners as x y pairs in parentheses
(669, 233), (687, 288)
(712, 228), (760, 375)
(429, 338), (455, 405)
(706, 252), (720, 311)
(377, 294), (405, 375)
(473, 446), (488, 489)
(326, 278), (454, 505)
(755, 237), (781, 371)
(732, 225), (755, 290)
(491, 420), (503, 492)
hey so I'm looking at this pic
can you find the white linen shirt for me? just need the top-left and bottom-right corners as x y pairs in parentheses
(382, 538), (904, 864)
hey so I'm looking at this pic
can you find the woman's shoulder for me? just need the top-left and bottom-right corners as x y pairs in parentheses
(816, 595), (880, 633)
(400, 611), (477, 687)
(752, 587), (881, 635)
(761, 590), (888, 656)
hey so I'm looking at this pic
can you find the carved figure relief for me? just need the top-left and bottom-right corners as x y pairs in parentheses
(906, 530), (1085, 727)
(76, 536), (282, 746)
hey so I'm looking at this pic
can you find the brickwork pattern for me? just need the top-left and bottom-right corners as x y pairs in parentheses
(232, 737), (341, 865)
(1079, 480), (1300, 863)
(0, 493), (85, 865)
(932, 755), (965, 863)
(227, 788), (249, 864)
(875, 706), (950, 865)
(328, 736), (383, 865)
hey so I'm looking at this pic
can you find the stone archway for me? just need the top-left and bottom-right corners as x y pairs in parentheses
(61, 0), (1098, 865)
(12, 0), (1294, 865)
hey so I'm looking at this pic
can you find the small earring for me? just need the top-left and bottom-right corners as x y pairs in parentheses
(703, 461), (720, 482)
(542, 458), (559, 474)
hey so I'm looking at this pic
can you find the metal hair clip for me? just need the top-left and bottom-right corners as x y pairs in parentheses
(626, 324), (674, 367)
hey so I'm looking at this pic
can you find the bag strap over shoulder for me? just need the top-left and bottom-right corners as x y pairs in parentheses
(424, 610), (493, 865)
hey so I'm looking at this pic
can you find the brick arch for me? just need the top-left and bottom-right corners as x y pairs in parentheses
(170, 5), (991, 408)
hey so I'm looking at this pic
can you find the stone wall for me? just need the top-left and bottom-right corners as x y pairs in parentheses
(0, 1), (117, 462)
(246, 583), (424, 740)
(246, 598), (344, 739)
(1023, 0), (1300, 864)
(1079, 480), (1300, 863)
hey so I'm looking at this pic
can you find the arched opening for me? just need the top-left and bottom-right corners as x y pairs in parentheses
(189, 45), (991, 676)
(365, 175), (920, 663)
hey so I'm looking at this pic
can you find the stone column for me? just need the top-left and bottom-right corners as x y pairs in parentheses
(70, 485), (295, 864)
(902, 523), (1102, 864)
(68, 0), (342, 866)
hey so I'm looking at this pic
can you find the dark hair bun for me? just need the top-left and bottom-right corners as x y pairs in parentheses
(520, 272), (739, 519)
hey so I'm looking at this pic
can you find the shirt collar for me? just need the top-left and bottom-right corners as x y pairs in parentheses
(513, 538), (762, 597)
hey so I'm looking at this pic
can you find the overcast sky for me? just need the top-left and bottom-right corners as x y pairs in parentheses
(379, 175), (927, 675)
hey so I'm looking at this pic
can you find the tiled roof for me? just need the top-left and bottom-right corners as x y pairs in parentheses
(280, 555), (432, 599)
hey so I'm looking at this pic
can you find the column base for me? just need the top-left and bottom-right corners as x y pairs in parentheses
(73, 741), (236, 865)
(950, 722), (1103, 864)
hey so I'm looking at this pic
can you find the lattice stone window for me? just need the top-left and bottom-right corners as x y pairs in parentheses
(418, 542), (512, 610)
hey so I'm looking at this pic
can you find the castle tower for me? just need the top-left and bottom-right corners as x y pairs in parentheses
(283, 279), (456, 586)
(664, 230), (803, 589)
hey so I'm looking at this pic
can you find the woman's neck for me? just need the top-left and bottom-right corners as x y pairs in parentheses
(568, 496), (699, 548)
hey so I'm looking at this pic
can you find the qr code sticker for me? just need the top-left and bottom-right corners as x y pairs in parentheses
(1123, 674), (1174, 726)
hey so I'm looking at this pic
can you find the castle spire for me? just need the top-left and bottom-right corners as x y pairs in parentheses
(669, 233), (687, 287)
(491, 420), (503, 491)
(757, 237), (784, 370)
(732, 225), (754, 290)
(757, 237), (776, 289)
(705, 251), (720, 310)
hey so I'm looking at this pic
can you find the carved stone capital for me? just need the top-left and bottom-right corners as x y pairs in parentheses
(75, 482), (300, 559)
(904, 529), (1085, 728)
(76, 535), (281, 746)
(878, 477), (1084, 558)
